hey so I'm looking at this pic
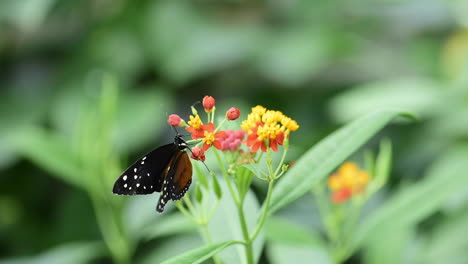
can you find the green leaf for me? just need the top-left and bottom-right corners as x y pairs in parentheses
(141, 213), (196, 241)
(267, 243), (332, 264)
(328, 78), (444, 123)
(424, 210), (468, 264)
(362, 226), (416, 264)
(113, 89), (172, 154)
(161, 240), (239, 264)
(139, 234), (204, 264)
(374, 139), (392, 185)
(352, 145), (468, 252)
(207, 178), (264, 264)
(265, 219), (332, 264)
(0, 241), (103, 264)
(265, 217), (326, 247)
(269, 109), (414, 214)
(12, 127), (83, 188)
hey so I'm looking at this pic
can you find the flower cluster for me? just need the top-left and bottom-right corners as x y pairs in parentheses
(328, 162), (370, 204)
(241, 106), (299, 152)
(167, 96), (299, 161)
(218, 130), (246, 151)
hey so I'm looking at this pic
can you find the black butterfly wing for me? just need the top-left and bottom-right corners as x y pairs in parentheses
(113, 143), (178, 195)
(156, 151), (192, 212)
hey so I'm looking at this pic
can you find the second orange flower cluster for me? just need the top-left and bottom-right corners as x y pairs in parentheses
(328, 162), (370, 204)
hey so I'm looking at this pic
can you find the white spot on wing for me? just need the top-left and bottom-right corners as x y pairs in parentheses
(141, 161), (145, 165)
(136, 183), (140, 187)
(134, 175), (137, 179)
(124, 183), (127, 188)
(123, 175), (127, 181)
(134, 168), (137, 173)
(129, 187), (132, 190)
(142, 156), (147, 160)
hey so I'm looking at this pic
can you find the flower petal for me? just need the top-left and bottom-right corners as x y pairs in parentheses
(201, 122), (215, 132)
(270, 138), (278, 151)
(215, 131), (226, 138)
(203, 143), (211, 151)
(213, 140), (223, 150)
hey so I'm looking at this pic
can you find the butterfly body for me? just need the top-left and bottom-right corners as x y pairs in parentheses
(113, 135), (192, 212)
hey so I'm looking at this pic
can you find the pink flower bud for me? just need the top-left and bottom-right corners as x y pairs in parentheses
(190, 147), (206, 162)
(202, 96), (216, 113)
(226, 107), (240, 120)
(167, 114), (183, 127)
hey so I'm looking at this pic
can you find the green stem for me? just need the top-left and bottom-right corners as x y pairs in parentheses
(237, 202), (255, 264)
(214, 118), (227, 133)
(250, 180), (274, 241)
(273, 147), (288, 176)
(201, 225), (222, 264)
(183, 195), (198, 216)
(213, 149), (239, 204)
(175, 202), (198, 224)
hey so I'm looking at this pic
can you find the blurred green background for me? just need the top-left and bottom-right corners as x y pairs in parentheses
(1, 0), (468, 263)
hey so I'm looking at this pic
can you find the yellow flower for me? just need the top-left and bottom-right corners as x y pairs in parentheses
(241, 105), (299, 152)
(188, 115), (202, 129)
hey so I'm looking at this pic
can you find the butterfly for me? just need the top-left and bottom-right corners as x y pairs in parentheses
(112, 134), (192, 213)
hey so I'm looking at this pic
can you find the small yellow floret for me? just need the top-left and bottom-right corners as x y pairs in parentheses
(241, 105), (299, 140)
(202, 131), (215, 145)
(188, 115), (202, 129)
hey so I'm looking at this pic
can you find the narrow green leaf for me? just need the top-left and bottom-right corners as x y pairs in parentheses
(13, 127), (83, 188)
(0, 241), (104, 264)
(193, 162), (209, 189)
(374, 139), (392, 185)
(265, 217), (326, 247)
(141, 213), (196, 241)
(194, 183), (203, 203)
(211, 172), (222, 200)
(352, 145), (468, 252)
(269, 109), (414, 214)
(424, 210), (468, 264)
(161, 241), (239, 264)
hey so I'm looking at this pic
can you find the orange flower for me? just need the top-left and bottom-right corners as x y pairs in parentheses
(328, 162), (370, 204)
(185, 114), (204, 139)
(241, 106), (298, 152)
(197, 122), (226, 151)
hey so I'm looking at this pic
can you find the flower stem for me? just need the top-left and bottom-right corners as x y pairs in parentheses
(250, 179), (274, 242)
(213, 149), (239, 204)
(237, 201), (255, 264)
(274, 147), (288, 176)
(214, 118), (227, 133)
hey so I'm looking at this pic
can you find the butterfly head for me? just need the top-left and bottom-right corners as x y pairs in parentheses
(174, 134), (188, 149)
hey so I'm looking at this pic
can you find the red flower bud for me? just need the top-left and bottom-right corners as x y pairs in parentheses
(167, 114), (183, 127)
(226, 107), (240, 120)
(202, 96), (216, 112)
(190, 146), (206, 162)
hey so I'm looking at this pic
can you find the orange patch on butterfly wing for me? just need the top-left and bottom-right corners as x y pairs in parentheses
(173, 152), (193, 192)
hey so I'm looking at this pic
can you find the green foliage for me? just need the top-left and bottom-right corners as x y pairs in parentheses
(269, 110), (414, 214)
(2, 0), (468, 263)
(161, 241), (241, 264)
